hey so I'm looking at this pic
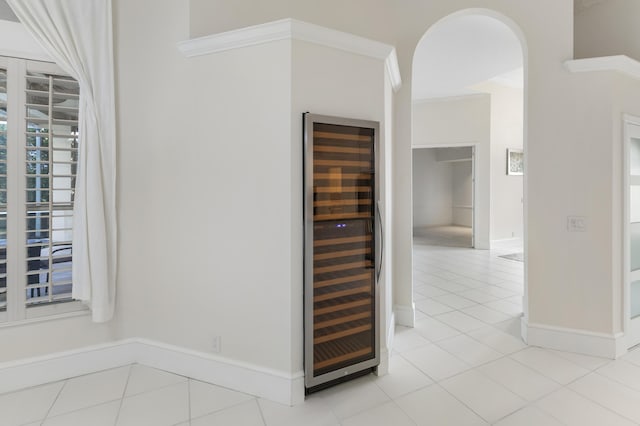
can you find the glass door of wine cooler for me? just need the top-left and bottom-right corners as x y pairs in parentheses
(303, 113), (380, 391)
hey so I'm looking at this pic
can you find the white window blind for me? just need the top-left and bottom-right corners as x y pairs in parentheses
(24, 69), (78, 307)
(0, 57), (82, 323)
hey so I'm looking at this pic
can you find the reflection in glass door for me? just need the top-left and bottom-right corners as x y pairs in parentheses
(626, 118), (640, 347)
(303, 114), (380, 391)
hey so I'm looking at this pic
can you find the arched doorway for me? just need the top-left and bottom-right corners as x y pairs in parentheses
(407, 9), (529, 344)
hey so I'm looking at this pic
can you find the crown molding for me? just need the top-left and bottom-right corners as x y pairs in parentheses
(178, 18), (402, 92)
(565, 55), (640, 80)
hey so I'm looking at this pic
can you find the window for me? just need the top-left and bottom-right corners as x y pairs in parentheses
(0, 57), (82, 323)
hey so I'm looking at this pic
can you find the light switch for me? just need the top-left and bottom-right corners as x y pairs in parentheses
(567, 216), (587, 232)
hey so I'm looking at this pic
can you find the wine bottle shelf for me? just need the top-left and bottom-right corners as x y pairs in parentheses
(314, 272), (371, 289)
(314, 235), (371, 247)
(314, 213), (373, 221)
(313, 131), (372, 142)
(313, 199), (372, 208)
(314, 322), (372, 345)
(314, 159), (372, 168)
(314, 283), (371, 302)
(313, 172), (372, 180)
(314, 247), (371, 261)
(313, 332), (373, 371)
(314, 311), (371, 330)
(314, 260), (371, 275)
(314, 145), (371, 155)
(314, 186), (371, 194)
(314, 297), (370, 315)
(304, 114), (378, 388)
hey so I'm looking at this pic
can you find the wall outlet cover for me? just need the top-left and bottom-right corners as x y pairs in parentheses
(567, 216), (587, 232)
(211, 336), (221, 353)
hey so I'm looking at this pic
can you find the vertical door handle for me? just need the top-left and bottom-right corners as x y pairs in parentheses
(376, 200), (384, 283)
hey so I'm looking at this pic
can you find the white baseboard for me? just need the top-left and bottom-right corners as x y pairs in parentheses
(0, 338), (304, 405)
(490, 237), (523, 244)
(387, 311), (395, 357)
(394, 303), (415, 327)
(135, 339), (304, 406)
(0, 339), (137, 395)
(376, 347), (390, 377)
(376, 312), (394, 377)
(522, 319), (626, 359)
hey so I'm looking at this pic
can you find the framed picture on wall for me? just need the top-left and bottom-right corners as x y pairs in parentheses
(507, 148), (524, 175)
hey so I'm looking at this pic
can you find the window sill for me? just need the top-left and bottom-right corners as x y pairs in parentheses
(0, 301), (90, 329)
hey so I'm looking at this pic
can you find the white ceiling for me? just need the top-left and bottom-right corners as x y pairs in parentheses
(412, 14), (523, 101)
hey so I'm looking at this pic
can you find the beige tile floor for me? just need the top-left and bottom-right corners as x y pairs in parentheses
(2, 239), (640, 425)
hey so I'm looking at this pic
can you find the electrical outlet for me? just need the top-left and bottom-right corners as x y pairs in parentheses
(211, 336), (221, 353)
(567, 216), (587, 232)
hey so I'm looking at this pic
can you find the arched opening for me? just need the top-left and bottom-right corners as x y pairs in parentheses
(408, 9), (529, 343)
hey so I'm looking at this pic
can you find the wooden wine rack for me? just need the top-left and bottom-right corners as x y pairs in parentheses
(309, 121), (377, 378)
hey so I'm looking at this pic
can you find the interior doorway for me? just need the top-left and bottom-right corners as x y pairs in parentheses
(409, 11), (526, 337)
(412, 146), (475, 248)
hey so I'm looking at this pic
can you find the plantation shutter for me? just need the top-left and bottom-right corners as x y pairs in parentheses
(24, 66), (78, 307)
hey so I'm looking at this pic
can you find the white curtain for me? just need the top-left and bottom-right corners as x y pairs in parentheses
(7, 0), (117, 322)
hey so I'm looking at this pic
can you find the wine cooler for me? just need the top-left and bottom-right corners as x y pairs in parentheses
(303, 113), (381, 392)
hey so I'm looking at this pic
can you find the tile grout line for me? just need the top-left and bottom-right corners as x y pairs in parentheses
(38, 365), (133, 424)
(188, 395), (260, 423)
(254, 397), (268, 426)
(112, 363), (134, 426)
(536, 383), (639, 426)
(566, 367), (640, 424)
(187, 379), (192, 424)
(408, 240), (529, 423)
(39, 378), (67, 424)
(343, 380), (421, 426)
(566, 371), (638, 423)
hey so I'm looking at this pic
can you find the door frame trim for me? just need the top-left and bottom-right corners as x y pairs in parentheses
(622, 113), (640, 349)
(411, 143), (478, 249)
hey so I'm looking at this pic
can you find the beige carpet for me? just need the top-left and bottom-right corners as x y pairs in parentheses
(413, 225), (472, 248)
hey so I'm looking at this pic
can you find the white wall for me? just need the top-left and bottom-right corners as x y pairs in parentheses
(0, 315), (115, 363)
(452, 161), (473, 227)
(114, 0), (300, 374)
(575, 0), (640, 61)
(522, 69), (619, 336)
(0, 20), (50, 62)
(188, 0), (638, 351)
(473, 81), (524, 241)
(435, 147), (473, 162)
(412, 82), (522, 243)
(291, 40), (392, 373)
(412, 149), (453, 228)
(4, 0), (638, 372)
(113, 0), (396, 384)
(412, 95), (490, 248)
